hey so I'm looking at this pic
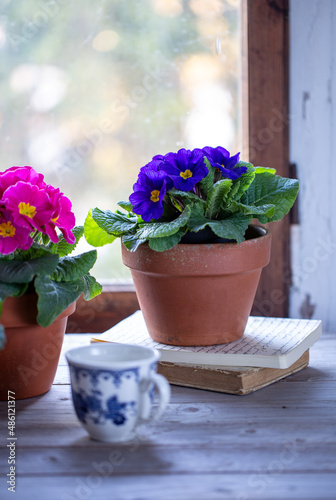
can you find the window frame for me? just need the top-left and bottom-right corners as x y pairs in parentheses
(69, 0), (290, 333)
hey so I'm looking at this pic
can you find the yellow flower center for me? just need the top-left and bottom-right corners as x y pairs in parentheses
(180, 169), (193, 180)
(52, 216), (59, 223)
(18, 202), (36, 218)
(150, 190), (160, 203)
(0, 221), (16, 238)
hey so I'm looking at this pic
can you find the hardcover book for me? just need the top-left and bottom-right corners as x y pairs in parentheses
(157, 351), (310, 395)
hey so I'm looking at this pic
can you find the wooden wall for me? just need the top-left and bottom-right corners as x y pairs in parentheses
(242, 0), (290, 318)
(289, 0), (336, 331)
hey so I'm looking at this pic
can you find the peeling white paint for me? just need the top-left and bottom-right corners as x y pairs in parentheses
(290, 0), (336, 330)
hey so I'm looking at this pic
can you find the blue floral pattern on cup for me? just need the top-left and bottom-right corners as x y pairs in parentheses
(70, 366), (139, 427)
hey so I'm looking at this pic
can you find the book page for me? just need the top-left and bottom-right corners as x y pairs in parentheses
(93, 310), (322, 358)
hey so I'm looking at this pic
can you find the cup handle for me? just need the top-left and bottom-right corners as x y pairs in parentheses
(139, 373), (171, 423)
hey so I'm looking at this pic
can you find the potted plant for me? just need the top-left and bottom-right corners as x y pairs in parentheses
(85, 146), (299, 346)
(0, 166), (101, 399)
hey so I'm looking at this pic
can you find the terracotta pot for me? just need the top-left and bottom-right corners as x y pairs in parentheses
(122, 224), (271, 346)
(0, 294), (76, 400)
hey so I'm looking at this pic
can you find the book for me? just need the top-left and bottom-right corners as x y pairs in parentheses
(91, 310), (322, 369)
(157, 351), (310, 395)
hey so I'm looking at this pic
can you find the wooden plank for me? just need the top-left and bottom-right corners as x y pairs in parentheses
(7, 443), (336, 475)
(2, 382), (335, 449)
(242, 0), (290, 317)
(2, 474), (335, 500)
(9, 413), (336, 449)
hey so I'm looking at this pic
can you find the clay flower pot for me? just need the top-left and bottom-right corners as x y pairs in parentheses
(122, 225), (271, 346)
(0, 293), (76, 400)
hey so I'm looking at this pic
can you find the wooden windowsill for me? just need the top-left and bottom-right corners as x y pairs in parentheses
(67, 280), (139, 334)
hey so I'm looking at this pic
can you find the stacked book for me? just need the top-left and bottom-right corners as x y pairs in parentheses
(91, 311), (322, 395)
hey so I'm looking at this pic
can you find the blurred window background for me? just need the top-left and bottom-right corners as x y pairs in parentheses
(0, 0), (241, 280)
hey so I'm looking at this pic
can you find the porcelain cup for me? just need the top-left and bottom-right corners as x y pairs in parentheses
(66, 343), (170, 442)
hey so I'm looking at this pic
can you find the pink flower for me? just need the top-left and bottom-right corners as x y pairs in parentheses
(0, 166), (45, 197)
(44, 185), (76, 244)
(1, 181), (54, 232)
(0, 210), (33, 254)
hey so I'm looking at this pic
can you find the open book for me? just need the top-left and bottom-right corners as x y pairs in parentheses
(91, 311), (322, 369)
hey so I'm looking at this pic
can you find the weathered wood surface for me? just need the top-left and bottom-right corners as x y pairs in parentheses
(242, 0), (290, 318)
(289, 0), (336, 331)
(0, 332), (335, 500)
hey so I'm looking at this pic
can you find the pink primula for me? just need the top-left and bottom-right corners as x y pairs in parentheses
(0, 210), (33, 254)
(0, 166), (45, 197)
(44, 185), (76, 244)
(0, 165), (76, 248)
(1, 181), (54, 232)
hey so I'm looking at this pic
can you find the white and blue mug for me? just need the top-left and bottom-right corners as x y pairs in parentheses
(66, 343), (171, 443)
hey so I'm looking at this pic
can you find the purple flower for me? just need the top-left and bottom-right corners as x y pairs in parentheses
(202, 146), (246, 180)
(0, 210), (33, 254)
(139, 159), (163, 176)
(160, 148), (208, 191)
(129, 169), (171, 222)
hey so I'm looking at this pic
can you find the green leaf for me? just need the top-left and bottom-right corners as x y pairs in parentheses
(207, 214), (252, 244)
(169, 189), (206, 205)
(229, 162), (256, 202)
(135, 206), (191, 239)
(35, 276), (84, 327)
(42, 233), (50, 246)
(148, 229), (185, 252)
(84, 209), (116, 247)
(92, 208), (138, 235)
(0, 281), (27, 301)
(205, 179), (232, 219)
(240, 173), (299, 223)
(51, 250), (97, 282)
(188, 209), (251, 244)
(200, 157), (215, 196)
(81, 274), (102, 300)
(169, 196), (184, 213)
(0, 255), (59, 283)
(28, 242), (54, 257)
(254, 166), (276, 175)
(230, 200), (275, 218)
(122, 234), (148, 252)
(0, 324), (5, 350)
(49, 226), (84, 256)
(117, 200), (133, 212)
(187, 202), (207, 231)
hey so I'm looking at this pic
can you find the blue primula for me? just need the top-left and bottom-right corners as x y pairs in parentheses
(129, 169), (172, 222)
(161, 148), (208, 192)
(128, 146), (247, 224)
(202, 146), (246, 180)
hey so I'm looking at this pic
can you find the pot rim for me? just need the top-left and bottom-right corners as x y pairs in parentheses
(1, 294), (76, 328)
(122, 224), (272, 276)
